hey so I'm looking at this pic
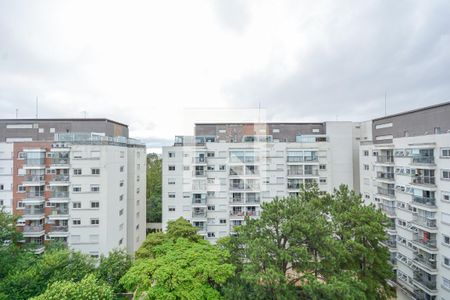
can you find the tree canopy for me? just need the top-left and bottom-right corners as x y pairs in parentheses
(146, 153), (162, 223)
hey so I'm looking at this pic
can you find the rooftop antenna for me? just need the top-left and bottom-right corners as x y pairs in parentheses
(384, 91), (387, 116)
(15, 108), (18, 119)
(35, 96), (39, 119)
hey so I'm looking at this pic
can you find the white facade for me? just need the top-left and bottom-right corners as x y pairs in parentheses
(360, 133), (450, 300)
(162, 121), (357, 243)
(0, 143), (13, 213)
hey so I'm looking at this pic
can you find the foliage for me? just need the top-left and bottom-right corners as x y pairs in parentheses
(122, 218), (234, 299)
(219, 184), (393, 300)
(0, 249), (96, 300)
(96, 249), (132, 293)
(147, 153), (162, 223)
(31, 274), (114, 300)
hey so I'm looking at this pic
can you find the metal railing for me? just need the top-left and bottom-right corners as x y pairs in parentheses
(376, 172), (394, 180)
(192, 157), (206, 164)
(377, 187), (395, 197)
(413, 254), (437, 270)
(287, 183), (301, 189)
(51, 158), (69, 165)
(24, 207), (44, 215)
(192, 198), (206, 205)
(287, 156), (318, 162)
(50, 175), (70, 182)
(192, 211), (207, 218)
(412, 216), (437, 229)
(50, 191), (69, 198)
(230, 210), (260, 217)
(413, 238), (437, 250)
(25, 192), (44, 199)
(50, 207), (69, 215)
(413, 272), (437, 290)
(193, 170), (206, 177)
(287, 169), (303, 176)
(49, 225), (69, 232)
(229, 184), (245, 190)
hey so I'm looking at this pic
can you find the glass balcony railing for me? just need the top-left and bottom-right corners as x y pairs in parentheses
(192, 157), (206, 164)
(246, 197), (261, 204)
(24, 207), (44, 215)
(412, 196), (436, 207)
(413, 238), (437, 251)
(50, 175), (70, 182)
(49, 207), (69, 215)
(287, 156), (318, 163)
(376, 172), (394, 180)
(380, 205), (396, 217)
(230, 210), (260, 218)
(413, 271), (437, 291)
(193, 170), (206, 177)
(412, 216), (437, 229)
(287, 183), (301, 189)
(413, 253), (437, 270)
(192, 211), (207, 218)
(377, 187), (395, 197)
(51, 157), (69, 165)
(23, 225), (44, 233)
(23, 175), (45, 183)
(49, 225), (69, 233)
(376, 156), (394, 164)
(50, 191), (69, 198)
(412, 156), (434, 165)
(24, 159), (45, 167)
(229, 183), (245, 190)
(25, 192), (44, 199)
(411, 176), (435, 185)
(230, 197), (244, 204)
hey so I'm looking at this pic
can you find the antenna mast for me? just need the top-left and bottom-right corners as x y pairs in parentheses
(35, 96), (39, 119)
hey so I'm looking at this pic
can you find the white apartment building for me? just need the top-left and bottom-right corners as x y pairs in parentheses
(163, 121), (359, 243)
(360, 102), (450, 300)
(0, 119), (146, 257)
(0, 143), (13, 213)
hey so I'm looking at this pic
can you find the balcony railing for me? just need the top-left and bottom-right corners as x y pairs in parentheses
(287, 169), (303, 176)
(192, 198), (207, 205)
(412, 216), (437, 229)
(384, 239), (397, 249)
(413, 254), (437, 270)
(192, 211), (207, 218)
(246, 197), (261, 204)
(50, 191), (69, 198)
(49, 207), (69, 215)
(413, 272), (437, 291)
(229, 184), (245, 190)
(23, 225), (44, 232)
(51, 158), (69, 165)
(412, 196), (436, 207)
(230, 210), (260, 218)
(376, 172), (394, 180)
(229, 169), (243, 176)
(50, 175), (70, 182)
(49, 225), (69, 232)
(380, 205), (396, 217)
(287, 183), (301, 189)
(193, 170), (206, 177)
(376, 156), (394, 164)
(413, 238), (437, 251)
(412, 156), (434, 165)
(287, 156), (318, 162)
(194, 225), (206, 232)
(25, 192), (44, 199)
(377, 187), (395, 197)
(193, 157), (206, 164)
(23, 175), (45, 183)
(24, 159), (45, 167)
(24, 207), (44, 215)
(411, 176), (435, 185)
(230, 197), (244, 204)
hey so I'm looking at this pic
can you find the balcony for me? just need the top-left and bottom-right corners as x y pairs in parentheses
(287, 183), (301, 190)
(411, 176), (435, 186)
(246, 196), (261, 204)
(23, 207), (45, 219)
(192, 157), (207, 164)
(192, 197), (207, 205)
(287, 156), (318, 163)
(380, 204), (396, 217)
(22, 175), (45, 186)
(50, 157), (70, 166)
(412, 238), (437, 252)
(412, 196), (436, 208)
(413, 271), (437, 294)
(49, 191), (69, 199)
(413, 253), (437, 273)
(23, 192), (45, 203)
(193, 224), (206, 232)
(49, 174), (70, 185)
(230, 210), (260, 218)
(229, 183), (245, 190)
(48, 207), (69, 219)
(376, 172), (394, 181)
(23, 158), (45, 168)
(230, 196), (244, 205)
(229, 169), (243, 176)
(192, 211), (207, 218)
(287, 169), (303, 176)
(376, 155), (394, 164)
(377, 187), (395, 198)
(412, 156), (434, 165)
(383, 239), (397, 249)
(23, 225), (45, 236)
(48, 225), (69, 237)
(412, 215), (437, 231)
(192, 170), (206, 177)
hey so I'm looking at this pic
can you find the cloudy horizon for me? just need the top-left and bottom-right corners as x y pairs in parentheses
(1, 0), (449, 151)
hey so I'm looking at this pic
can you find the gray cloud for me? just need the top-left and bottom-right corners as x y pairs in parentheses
(223, 1), (450, 122)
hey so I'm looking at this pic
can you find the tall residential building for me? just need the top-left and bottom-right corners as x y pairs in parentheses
(0, 119), (146, 256)
(359, 102), (450, 300)
(162, 121), (361, 242)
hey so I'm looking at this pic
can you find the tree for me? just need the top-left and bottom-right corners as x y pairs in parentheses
(121, 218), (235, 299)
(96, 249), (132, 293)
(219, 184), (393, 300)
(147, 153), (162, 223)
(0, 249), (96, 300)
(31, 274), (114, 300)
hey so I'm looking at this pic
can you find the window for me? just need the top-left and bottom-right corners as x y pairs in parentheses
(119, 238), (123, 245)
(168, 206), (175, 212)
(319, 178), (327, 184)
(49, 128), (55, 133)
(444, 235), (450, 246)
(168, 165), (176, 171)
(168, 178), (176, 185)
(443, 192), (450, 202)
(219, 219), (227, 224)
(208, 205), (215, 211)
(319, 164), (326, 170)
(442, 148), (450, 157)
(73, 219), (81, 225)
(375, 122), (393, 129)
(73, 151), (82, 159)
(119, 209), (124, 216)
(120, 180), (124, 187)
(120, 151), (125, 158)
(90, 218), (99, 225)
(17, 185), (25, 192)
(444, 256), (450, 267)
(38, 128), (44, 133)
(120, 166), (124, 172)
(0, 184), (4, 191)
(73, 186), (81, 192)
(16, 201), (24, 209)
(183, 166), (190, 171)
(219, 165), (226, 171)
(91, 202), (99, 208)
(363, 150), (369, 156)
(364, 164), (369, 171)
(90, 185), (100, 192)
(18, 152), (25, 159)
(442, 213), (450, 224)
(207, 152), (215, 157)
(119, 223), (124, 231)
(91, 168), (100, 175)
(0, 200), (3, 206)
(89, 234), (99, 243)
(73, 202), (81, 209)
(207, 232), (216, 238)
(119, 194), (124, 201)
(168, 192), (175, 198)
(442, 170), (450, 180)
(73, 168), (82, 175)
(168, 152), (175, 158)
(434, 127), (441, 134)
(71, 235), (81, 243)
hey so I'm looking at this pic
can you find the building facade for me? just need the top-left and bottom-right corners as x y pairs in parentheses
(359, 102), (450, 300)
(0, 119), (146, 256)
(162, 121), (360, 243)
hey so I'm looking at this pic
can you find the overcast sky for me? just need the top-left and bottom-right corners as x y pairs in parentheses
(1, 1), (449, 151)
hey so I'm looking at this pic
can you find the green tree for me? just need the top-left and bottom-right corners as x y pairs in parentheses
(31, 274), (114, 300)
(0, 249), (96, 300)
(121, 218), (235, 299)
(96, 249), (132, 293)
(147, 153), (162, 223)
(219, 184), (393, 300)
